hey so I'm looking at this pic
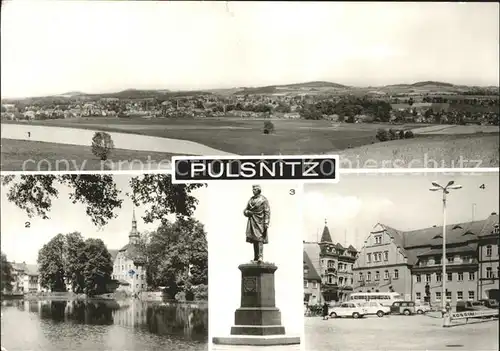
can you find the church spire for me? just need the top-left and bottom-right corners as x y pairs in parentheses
(129, 206), (139, 243)
(320, 219), (333, 243)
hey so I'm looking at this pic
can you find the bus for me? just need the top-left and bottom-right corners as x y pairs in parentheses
(348, 292), (404, 306)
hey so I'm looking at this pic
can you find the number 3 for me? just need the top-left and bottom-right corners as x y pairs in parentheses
(289, 189), (295, 195)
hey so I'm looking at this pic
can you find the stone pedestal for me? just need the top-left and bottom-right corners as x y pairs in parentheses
(212, 262), (301, 346)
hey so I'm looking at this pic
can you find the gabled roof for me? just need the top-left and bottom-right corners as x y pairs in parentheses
(347, 245), (358, 252)
(335, 243), (344, 250)
(320, 225), (333, 243)
(303, 242), (321, 280)
(303, 250), (321, 281)
(109, 249), (119, 262)
(478, 213), (499, 237)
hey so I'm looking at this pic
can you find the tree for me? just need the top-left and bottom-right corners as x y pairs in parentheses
(408, 97), (414, 106)
(64, 232), (87, 293)
(38, 234), (67, 292)
(1, 252), (14, 293)
(375, 129), (389, 142)
(145, 218), (207, 299)
(263, 121), (275, 134)
(82, 238), (113, 296)
(91, 131), (114, 161)
(1, 174), (204, 228)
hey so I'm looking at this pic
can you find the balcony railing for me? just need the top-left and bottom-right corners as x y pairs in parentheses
(418, 258), (478, 267)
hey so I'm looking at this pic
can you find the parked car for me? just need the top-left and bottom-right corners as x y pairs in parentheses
(329, 302), (368, 319)
(478, 299), (499, 309)
(456, 300), (491, 312)
(415, 302), (432, 314)
(390, 301), (416, 315)
(359, 301), (391, 317)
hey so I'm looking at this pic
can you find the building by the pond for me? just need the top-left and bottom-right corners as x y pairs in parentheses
(7, 261), (42, 293)
(110, 209), (148, 295)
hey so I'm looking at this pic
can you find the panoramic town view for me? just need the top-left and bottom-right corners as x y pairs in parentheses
(1, 174), (209, 351)
(303, 173), (499, 350)
(1, 2), (499, 171)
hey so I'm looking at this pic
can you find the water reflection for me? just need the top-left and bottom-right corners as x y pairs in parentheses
(1, 299), (208, 351)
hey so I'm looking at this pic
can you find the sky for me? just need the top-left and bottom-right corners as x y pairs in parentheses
(0, 175), (210, 264)
(208, 182), (304, 341)
(304, 172), (499, 250)
(1, 1), (498, 98)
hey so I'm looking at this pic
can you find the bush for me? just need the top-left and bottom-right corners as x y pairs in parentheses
(398, 130), (405, 139)
(263, 121), (275, 134)
(91, 132), (114, 161)
(388, 128), (398, 140)
(375, 128), (389, 142)
(404, 130), (415, 139)
(192, 284), (208, 301)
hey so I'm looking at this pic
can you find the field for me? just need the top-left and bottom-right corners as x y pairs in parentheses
(340, 133), (499, 168)
(0, 139), (178, 171)
(3, 118), (431, 155)
(2, 118), (498, 170)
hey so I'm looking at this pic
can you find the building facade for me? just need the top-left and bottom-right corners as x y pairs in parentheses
(9, 262), (41, 293)
(353, 224), (413, 300)
(111, 210), (148, 295)
(353, 213), (499, 306)
(304, 223), (358, 303)
(303, 250), (321, 306)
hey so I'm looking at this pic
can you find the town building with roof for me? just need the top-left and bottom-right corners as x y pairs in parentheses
(111, 209), (148, 295)
(8, 261), (42, 293)
(353, 212), (499, 306)
(303, 250), (321, 306)
(304, 221), (358, 303)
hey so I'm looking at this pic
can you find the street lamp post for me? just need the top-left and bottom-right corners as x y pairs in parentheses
(430, 180), (462, 315)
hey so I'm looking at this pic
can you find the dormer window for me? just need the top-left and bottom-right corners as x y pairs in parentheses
(453, 225), (463, 230)
(493, 224), (499, 235)
(375, 235), (382, 245)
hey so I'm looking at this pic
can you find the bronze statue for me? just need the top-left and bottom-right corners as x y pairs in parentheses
(244, 185), (270, 263)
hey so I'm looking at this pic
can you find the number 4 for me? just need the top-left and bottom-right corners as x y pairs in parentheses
(479, 184), (485, 189)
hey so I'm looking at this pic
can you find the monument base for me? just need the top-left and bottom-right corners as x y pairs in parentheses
(212, 335), (301, 346)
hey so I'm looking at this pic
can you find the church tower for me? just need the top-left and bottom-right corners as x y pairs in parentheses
(129, 208), (139, 245)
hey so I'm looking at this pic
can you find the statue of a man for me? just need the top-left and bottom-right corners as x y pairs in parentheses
(244, 185), (270, 263)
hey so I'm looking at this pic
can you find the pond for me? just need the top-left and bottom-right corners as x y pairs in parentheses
(1, 299), (207, 351)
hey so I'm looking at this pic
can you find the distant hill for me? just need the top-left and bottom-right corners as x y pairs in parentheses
(411, 81), (455, 88)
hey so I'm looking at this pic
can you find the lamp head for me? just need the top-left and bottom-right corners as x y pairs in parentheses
(446, 180), (455, 187)
(429, 187), (441, 192)
(448, 185), (462, 190)
(431, 182), (441, 188)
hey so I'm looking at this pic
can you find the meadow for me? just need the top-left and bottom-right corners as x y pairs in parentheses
(0, 139), (178, 171)
(3, 118), (429, 155)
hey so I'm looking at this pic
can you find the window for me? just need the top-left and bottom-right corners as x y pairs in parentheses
(384, 270), (389, 280)
(447, 272), (452, 281)
(493, 224), (499, 235)
(304, 280), (308, 288)
(367, 272), (372, 281)
(425, 274), (431, 282)
(446, 291), (452, 300)
(375, 235), (382, 245)
(486, 267), (493, 279)
(313, 281), (317, 288)
(458, 272), (463, 281)
(375, 271), (380, 281)
(384, 251), (389, 261)
(457, 291), (463, 300)
(468, 290), (475, 300)
(359, 273), (364, 282)
(447, 256), (453, 263)
(416, 292), (421, 300)
(436, 273), (442, 282)
(350, 278), (353, 285)
(435, 257), (441, 265)
(486, 245), (492, 257)
(141, 284), (144, 289)
(367, 253), (372, 263)
(416, 274), (421, 283)
(394, 269), (399, 280)
(469, 272), (475, 281)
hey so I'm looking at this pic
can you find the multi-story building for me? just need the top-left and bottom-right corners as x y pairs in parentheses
(478, 215), (499, 301)
(111, 209), (148, 295)
(303, 250), (321, 306)
(304, 222), (358, 303)
(9, 262), (41, 293)
(353, 224), (413, 300)
(353, 212), (499, 306)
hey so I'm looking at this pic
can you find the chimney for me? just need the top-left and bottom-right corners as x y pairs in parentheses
(432, 225), (437, 227)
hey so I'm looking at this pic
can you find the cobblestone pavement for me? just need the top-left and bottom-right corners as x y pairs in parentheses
(305, 315), (499, 351)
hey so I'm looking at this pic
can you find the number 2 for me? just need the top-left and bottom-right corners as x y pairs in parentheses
(25, 222), (31, 228)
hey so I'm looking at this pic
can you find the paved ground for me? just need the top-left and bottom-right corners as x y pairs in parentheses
(305, 315), (499, 351)
(2, 123), (235, 156)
